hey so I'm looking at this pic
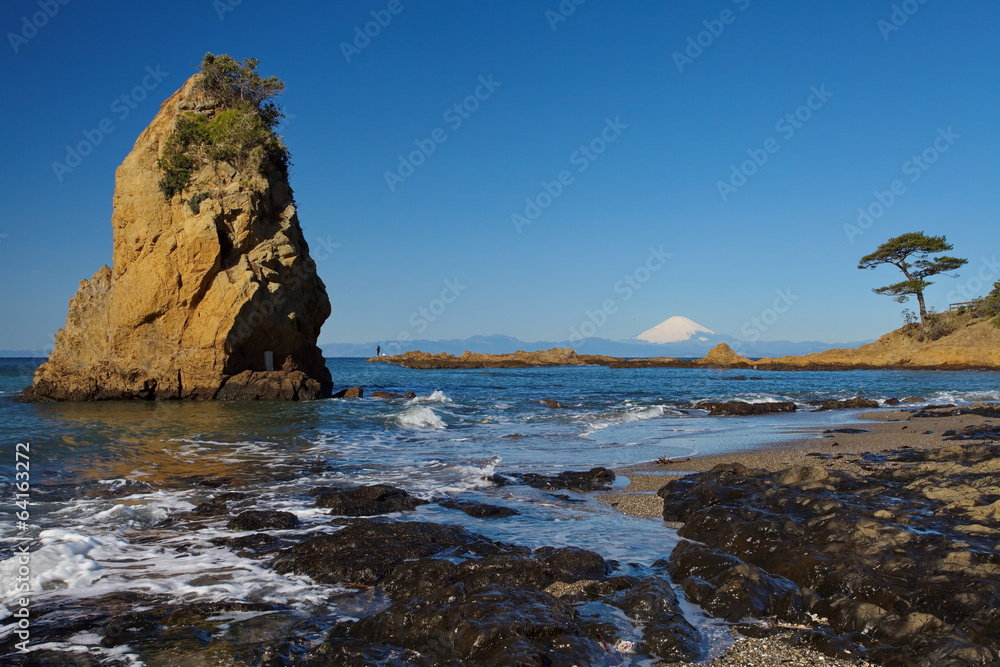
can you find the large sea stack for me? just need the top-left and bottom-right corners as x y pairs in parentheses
(24, 56), (332, 401)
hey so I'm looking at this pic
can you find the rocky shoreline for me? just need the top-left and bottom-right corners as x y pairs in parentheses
(5, 407), (999, 665)
(604, 405), (1000, 665)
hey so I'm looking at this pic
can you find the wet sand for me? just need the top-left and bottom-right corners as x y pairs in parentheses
(599, 408), (997, 666)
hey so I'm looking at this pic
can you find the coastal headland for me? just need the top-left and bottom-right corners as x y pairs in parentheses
(370, 318), (1000, 371)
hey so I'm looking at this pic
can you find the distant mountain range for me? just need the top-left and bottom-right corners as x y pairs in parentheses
(323, 316), (870, 359)
(2, 317), (870, 361)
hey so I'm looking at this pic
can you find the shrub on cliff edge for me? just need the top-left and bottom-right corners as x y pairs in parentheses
(157, 53), (288, 199)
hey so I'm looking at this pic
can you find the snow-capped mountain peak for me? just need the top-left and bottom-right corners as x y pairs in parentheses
(634, 316), (717, 344)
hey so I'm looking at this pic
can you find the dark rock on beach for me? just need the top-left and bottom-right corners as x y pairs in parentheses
(518, 467), (616, 492)
(0, 595), (310, 667)
(914, 402), (1000, 419)
(942, 423), (1000, 441)
(226, 509), (299, 531)
(486, 473), (515, 486)
(315, 484), (428, 516)
(702, 401), (796, 416)
(209, 531), (281, 557)
(666, 541), (809, 624)
(657, 443), (1000, 665)
(191, 491), (252, 516)
(371, 390), (417, 399)
(282, 519), (703, 665)
(608, 576), (704, 661)
(272, 521), (498, 585)
(319, 587), (608, 666)
(438, 498), (520, 518)
(813, 397), (880, 411)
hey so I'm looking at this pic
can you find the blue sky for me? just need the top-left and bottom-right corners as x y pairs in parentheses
(1, 0), (997, 351)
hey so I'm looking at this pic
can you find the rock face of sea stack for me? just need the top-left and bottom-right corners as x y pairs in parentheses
(24, 72), (332, 401)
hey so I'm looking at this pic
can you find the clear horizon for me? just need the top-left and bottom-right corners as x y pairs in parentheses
(2, 1), (997, 352)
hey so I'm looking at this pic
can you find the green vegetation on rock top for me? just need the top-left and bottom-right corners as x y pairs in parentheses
(157, 53), (288, 200)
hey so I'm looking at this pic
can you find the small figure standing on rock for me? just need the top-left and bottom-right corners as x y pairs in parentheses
(376, 345), (381, 357)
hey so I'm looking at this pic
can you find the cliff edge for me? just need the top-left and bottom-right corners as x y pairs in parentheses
(749, 318), (1000, 370)
(25, 60), (332, 401)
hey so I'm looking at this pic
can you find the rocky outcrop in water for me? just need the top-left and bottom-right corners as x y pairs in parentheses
(702, 401), (797, 416)
(438, 498), (520, 518)
(517, 467), (617, 492)
(813, 397), (880, 411)
(657, 443), (1000, 664)
(315, 484), (428, 516)
(24, 67), (331, 401)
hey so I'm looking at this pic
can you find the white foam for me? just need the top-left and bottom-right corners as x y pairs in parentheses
(97, 478), (151, 493)
(90, 503), (169, 530)
(439, 456), (501, 492)
(718, 393), (794, 404)
(396, 406), (447, 429)
(0, 516), (339, 613)
(929, 390), (1000, 404)
(582, 404), (678, 432)
(408, 390), (452, 404)
(0, 529), (105, 600)
(13, 638), (145, 665)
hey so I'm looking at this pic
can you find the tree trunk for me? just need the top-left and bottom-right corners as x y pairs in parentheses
(899, 265), (928, 324)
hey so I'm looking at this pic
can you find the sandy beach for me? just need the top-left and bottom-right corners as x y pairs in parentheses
(600, 407), (999, 666)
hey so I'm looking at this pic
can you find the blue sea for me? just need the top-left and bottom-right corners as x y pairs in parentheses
(1, 357), (998, 662)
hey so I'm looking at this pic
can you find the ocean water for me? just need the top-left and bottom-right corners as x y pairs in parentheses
(1, 357), (998, 662)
